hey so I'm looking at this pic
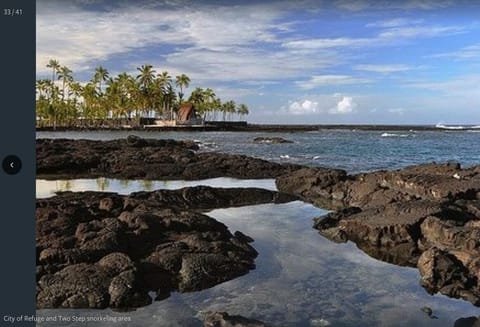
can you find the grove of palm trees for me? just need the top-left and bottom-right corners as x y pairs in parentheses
(36, 59), (249, 128)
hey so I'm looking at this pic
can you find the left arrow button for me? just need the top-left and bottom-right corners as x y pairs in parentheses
(2, 155), (22, 175)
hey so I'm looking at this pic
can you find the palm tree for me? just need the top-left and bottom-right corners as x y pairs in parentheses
(222, 100), (236, 121)
(114, 73), (135, 119)
(105, 78), (121, 120)
(117, 74), (140, 120)
(210, 97), (222, 121)
(57, 65), (73, 101)
(189, 87), (205, 113)
(35, 61), (245, 128)
(237, 103), (249, 121)
(188, 87), (220, 121)
(164, 84), (177, 120)
(136, 65), (156, 117)
(36, 79), (49, 99)
(125, 74), (140, 119)
(202, 88), (216, 121)
(81, 82), (99, 120)
(203, 88), (216, 102)
(157, 71), (173, 118)
(46, 59), (60, 83)
(189, 88), (204, 103)
(93, 66), (109, 94)
(36, 80), (51, 125)
(175, 74), (190, 103)
(68, 81), (83, 123)
(44, 82), (60, 129)
(136, 64), (156, 90)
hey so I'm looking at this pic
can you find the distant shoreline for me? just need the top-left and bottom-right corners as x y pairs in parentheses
(36, 123), (480, 132)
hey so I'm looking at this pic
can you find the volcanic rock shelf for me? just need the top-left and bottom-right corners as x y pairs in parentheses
(276, 162), (480, 306)
(36, 186), (295, 309)
(36, 136), (301, 180)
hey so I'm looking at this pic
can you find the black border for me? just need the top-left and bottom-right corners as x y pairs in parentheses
(0, 0), (36, 324)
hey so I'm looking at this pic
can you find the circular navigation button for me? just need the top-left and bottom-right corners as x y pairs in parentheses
(2, 155), (22, 175)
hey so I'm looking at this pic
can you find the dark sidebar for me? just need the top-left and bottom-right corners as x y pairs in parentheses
(0, 0), (36, 324)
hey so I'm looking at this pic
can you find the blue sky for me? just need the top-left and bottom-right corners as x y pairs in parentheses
(36, 0), (480, 124)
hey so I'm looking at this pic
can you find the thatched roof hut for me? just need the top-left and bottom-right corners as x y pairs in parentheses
(177, 103), (195, 122)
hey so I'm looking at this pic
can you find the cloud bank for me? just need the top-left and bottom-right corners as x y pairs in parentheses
(330, 96), (357, 114)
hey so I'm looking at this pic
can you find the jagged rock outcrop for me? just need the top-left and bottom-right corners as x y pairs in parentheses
(253, 137), (293, 144)
(277, 162), (480, 305)
(36, 186), (295, 309)
(36, 136), (302, 180)
(204, 312), (270, 327)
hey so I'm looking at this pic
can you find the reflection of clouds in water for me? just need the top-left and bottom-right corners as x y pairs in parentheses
(36, 199), (479, 326)
(340, 243), (401, 267)
(35, 178), (277, 198)
(179, 202), (479, 326)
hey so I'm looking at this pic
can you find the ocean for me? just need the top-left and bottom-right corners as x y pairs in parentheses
(36, 130), (480, 326)
(36, 129), (480, 173)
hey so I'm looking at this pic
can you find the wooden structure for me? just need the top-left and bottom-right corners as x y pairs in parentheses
(177, 103), (195, 122)
(177, 103), (202, 125)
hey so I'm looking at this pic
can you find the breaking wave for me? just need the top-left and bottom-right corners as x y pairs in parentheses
(381, 133), (411, 138)
(435, 123), (480, 130)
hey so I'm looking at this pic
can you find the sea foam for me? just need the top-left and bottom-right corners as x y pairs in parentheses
(435, 123), (480, 130)
(381, 132), (410, 138)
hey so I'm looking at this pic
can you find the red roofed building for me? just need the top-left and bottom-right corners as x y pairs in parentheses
(176, 103), (202, 125)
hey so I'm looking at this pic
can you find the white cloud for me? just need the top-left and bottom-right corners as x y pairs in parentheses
(36, 1), (339, 85)
(35, 0), (479, 125)
(36, 0), (471, 96)
(335, 0), (455, 11)
(37, 5), (187, 75)
(288, 100), (320, 115)
(329, 96), (357, 114)
(430, 43), (480, 61)
(334, 0), (370, 11)
(354, 64), (412, 73)
(161, 46), (334, 83)
(407, 75), (480, 97)
(378, 25), (465, 39)
(402, 0), (454, 10)
(36, 2), (294, 73)
(282, 23), (467, 52)
(283, 37), (369, 49)
(366, 18), (424, 28)
(296, 75), (370, 89)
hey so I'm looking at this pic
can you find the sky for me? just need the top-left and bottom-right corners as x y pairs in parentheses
(36, 0), (480, 124)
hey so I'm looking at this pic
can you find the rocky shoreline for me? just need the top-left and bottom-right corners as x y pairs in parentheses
(36, 123), (480, 132)
(36, 136), (301, 310)
(36, 135), (480, 310)
(37, 136), (301, 180)
(36, 186), (295, 309)
(276, 162), (480, 305)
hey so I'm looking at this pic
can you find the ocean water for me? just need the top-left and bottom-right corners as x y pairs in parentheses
(35, 131), (480, 326)
(36, 129), (480, 173)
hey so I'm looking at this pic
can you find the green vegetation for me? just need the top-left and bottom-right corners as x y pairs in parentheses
(36, 59), (249, 128)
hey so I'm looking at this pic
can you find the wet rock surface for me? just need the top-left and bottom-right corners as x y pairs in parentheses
(36, 186), (295, 309)
(203, 311), (271, 327)
(454, 316), (480, 327)
(277, 162), (480, 305)
(37, 136), (301, 180)
(253, 137), (293, 144)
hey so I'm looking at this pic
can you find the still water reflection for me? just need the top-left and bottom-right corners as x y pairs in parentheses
(36, 181), (479, 326)
(36, 178), (277, 198)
